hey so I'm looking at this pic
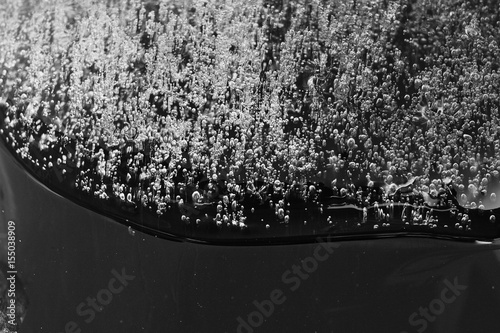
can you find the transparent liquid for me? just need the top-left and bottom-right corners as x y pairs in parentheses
(1, 0), (500, 241)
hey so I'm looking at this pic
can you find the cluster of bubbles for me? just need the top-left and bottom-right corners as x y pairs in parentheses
(0, 0), (499, 236)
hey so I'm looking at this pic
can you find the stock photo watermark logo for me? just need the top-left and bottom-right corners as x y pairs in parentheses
(236, 237), (340, 333)
(401, 277), (467, 333)
(58, 268), (135, 333)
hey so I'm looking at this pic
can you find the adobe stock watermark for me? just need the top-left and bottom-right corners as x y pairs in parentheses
(57, 268), (135, 333)
(236, 237), (340, 333)
(401, 277), (467, 333)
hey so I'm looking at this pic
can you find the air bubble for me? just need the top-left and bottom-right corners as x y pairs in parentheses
(277, 208), (284, 219)
(347, 138), (356, 149)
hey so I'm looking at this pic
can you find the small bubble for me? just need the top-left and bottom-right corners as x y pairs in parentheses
(192, 191), (201, 202)
(277, 208), (285, 219)
(347, 138), (356, 149)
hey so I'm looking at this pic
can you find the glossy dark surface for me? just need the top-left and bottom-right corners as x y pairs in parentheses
(2, 140), (500, 333)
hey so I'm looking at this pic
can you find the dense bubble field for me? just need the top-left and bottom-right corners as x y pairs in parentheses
(1, 0), (500, 242)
